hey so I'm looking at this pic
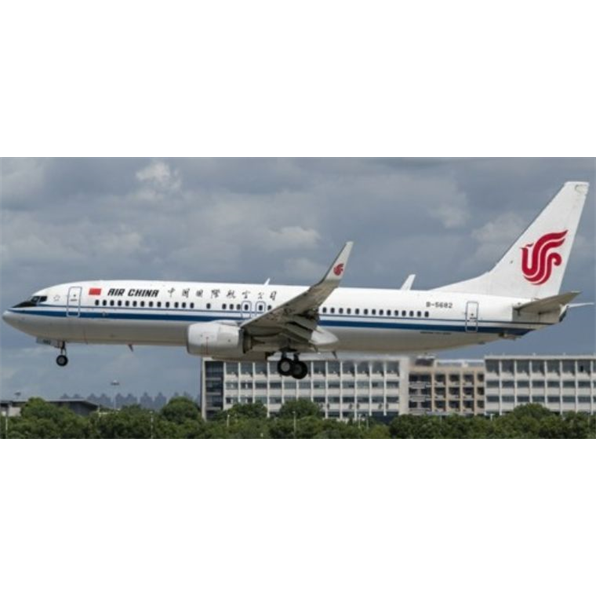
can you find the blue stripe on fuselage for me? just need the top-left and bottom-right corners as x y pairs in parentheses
(7, 307), (532, 336)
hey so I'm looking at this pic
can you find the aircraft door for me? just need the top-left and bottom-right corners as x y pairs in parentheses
(66, 286), (82, 317)
(465, 301), (479, 332)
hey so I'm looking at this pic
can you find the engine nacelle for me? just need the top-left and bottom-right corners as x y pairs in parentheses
(186, 322), (246, 358)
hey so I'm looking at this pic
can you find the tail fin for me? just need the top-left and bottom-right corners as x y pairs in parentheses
(437, 181), (589, 299)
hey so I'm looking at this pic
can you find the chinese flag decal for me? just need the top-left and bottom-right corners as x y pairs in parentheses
(89, 288), (102, 296)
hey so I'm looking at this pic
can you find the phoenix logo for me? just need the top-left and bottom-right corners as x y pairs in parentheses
(333, 263), (345, 276)
(521, 230), (568, 285)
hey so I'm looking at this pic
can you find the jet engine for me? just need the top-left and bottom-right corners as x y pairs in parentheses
(186, 322), (248, 358)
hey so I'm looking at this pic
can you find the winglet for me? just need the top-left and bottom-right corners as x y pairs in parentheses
(321, 242), (354, 285)
(401, 274), (416, 291)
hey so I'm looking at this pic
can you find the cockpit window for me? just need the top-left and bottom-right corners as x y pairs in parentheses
(14, 295), (48, 308)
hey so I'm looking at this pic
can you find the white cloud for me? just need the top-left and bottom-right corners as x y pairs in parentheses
(265, 226), (320, 250)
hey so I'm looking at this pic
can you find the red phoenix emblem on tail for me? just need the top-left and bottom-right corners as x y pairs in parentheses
(333, 263), (345, 276)
(521, 230), (568, 285)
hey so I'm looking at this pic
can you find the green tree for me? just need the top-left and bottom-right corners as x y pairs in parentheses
(363, 423), (391, 439)
(390, 415), (443, 439)
(11, 398), (89, 439)
(278, 399), (322, 419)
(161, 397), (202, 424)
(214, 402), (268, 422)
(93, 405), (154, 439)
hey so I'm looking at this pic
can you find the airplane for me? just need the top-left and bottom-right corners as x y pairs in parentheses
(2, 181), (591, 379)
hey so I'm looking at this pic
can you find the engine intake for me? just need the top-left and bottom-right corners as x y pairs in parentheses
(186, 322), (246, 358)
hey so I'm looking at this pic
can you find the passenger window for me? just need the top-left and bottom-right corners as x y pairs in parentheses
(244, 304), (249, 311)
(372, 309), (376, 315)
(355, 308), (360, 315)
(94, 300), (99, 306)
(387, 310), (391, 316)
(409, 311), (414, 317)
(267, 305), (272, 310)
(347, 308), (351, 315)
(190, 303), (194, 309)
(149, 301), (154, 307)
(102, 300), (107, 306)
(379, 309), (384, 315)
(117, 300), (122, 307)
(125, 301), (130, 307)
(141, 301), (145, 307)
(133, 301), (138, 307)
(322, 307), (327, 313)
(425, 311), (430, 318)
(417, 311), (421, 317)
(157, 301), (161, 307)
(165, 302), (170, 308)
(237, 304), (241, 310)
(339, 308), (344, 314)
(364, 309), (368, 315)
(402, 310), (406, 317)
(206, 303), (211, 309)
(330, 307), (335, 314)
(110, 300), (114, 306)
(181, 303), (186, 309)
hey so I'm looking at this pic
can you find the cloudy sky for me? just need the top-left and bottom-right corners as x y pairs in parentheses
(1, 158), (594, 400)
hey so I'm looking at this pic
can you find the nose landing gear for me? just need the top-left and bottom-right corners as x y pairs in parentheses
(277, 354), (309, 380)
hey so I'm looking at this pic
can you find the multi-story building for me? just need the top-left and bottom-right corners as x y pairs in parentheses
(484, 355), (596, 415)
(202, 354), (596, 419)
(201, 356), (410, 421)
(408, 357), (485, 416)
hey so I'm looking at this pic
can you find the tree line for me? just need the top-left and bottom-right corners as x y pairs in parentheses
(2, 398), (595, 439)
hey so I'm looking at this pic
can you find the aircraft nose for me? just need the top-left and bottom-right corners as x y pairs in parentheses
(2, 310), (15, 326)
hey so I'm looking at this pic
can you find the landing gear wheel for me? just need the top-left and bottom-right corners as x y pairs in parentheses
(56, 355), (69, 367)
(291, 360), (309, 380)
(277, 357), (293, 377)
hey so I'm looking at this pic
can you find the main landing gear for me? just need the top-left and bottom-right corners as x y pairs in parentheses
(277, 355), (309, 380)
(56, 343), (69, 367)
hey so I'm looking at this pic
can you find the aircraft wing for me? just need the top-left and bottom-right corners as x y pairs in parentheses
(241, 242), (353, 347)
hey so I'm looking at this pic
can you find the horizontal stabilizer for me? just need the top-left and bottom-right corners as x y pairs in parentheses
(515, 291), (580, 315)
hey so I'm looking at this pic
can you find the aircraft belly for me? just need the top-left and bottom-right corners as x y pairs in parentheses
(331, 327), (497, 354)
(81, 318), (187, 346)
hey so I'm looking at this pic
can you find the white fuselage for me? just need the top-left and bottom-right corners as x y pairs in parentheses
(3, 280), (551, 356)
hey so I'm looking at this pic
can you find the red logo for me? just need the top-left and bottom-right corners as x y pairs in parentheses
(89, 288), (102, 296)
(521, 230), (568, 285)
(333, 263), (345, 276)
